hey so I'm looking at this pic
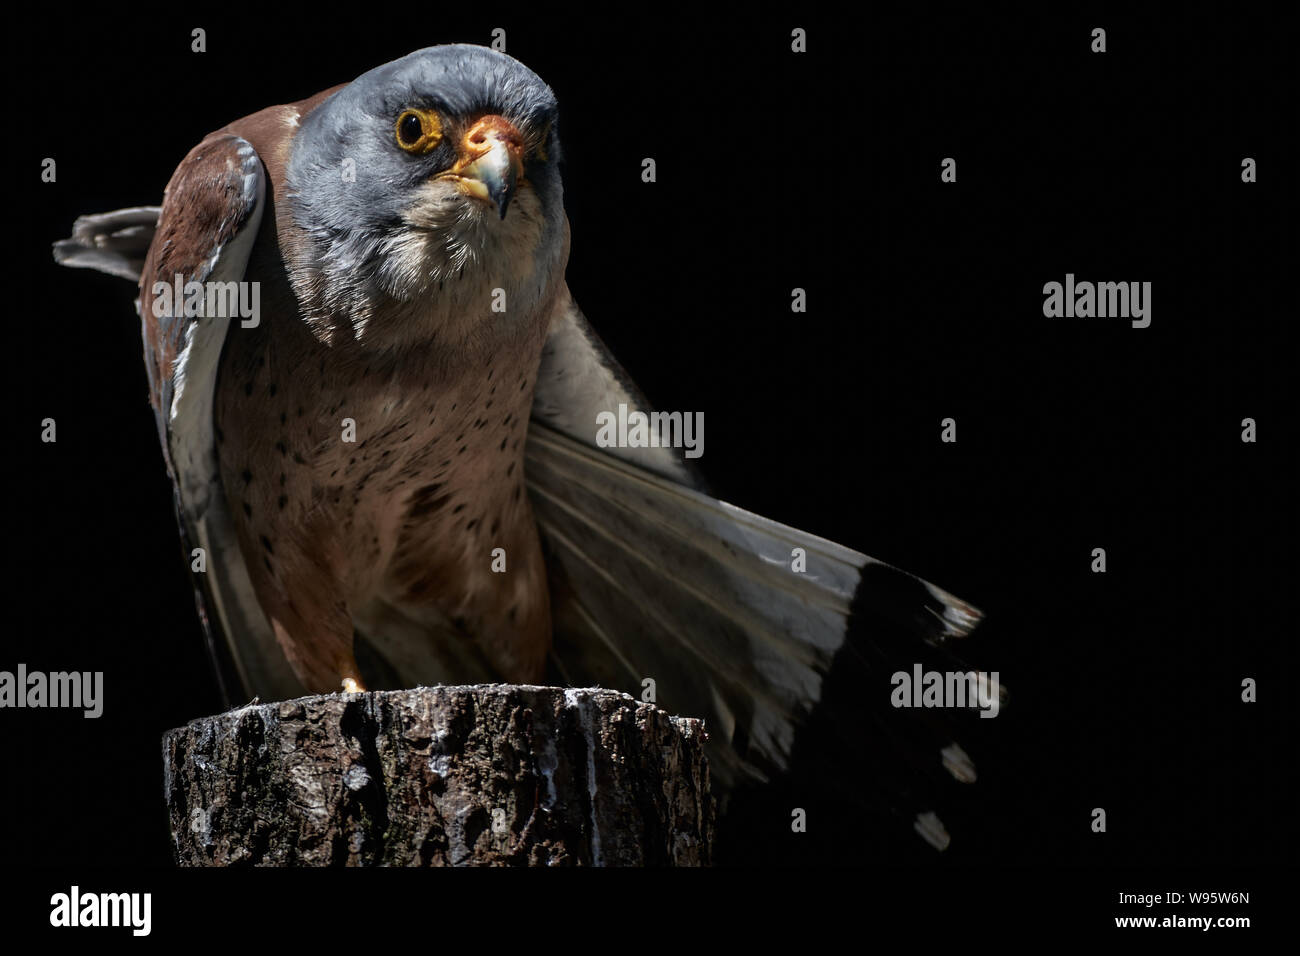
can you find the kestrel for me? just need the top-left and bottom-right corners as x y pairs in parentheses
(55, 44), (990, 845)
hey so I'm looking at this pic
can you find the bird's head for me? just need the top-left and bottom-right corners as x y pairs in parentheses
(285, 45), (566, 344)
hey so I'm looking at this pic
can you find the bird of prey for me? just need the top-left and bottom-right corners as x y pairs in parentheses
(55, 44), (994, 850)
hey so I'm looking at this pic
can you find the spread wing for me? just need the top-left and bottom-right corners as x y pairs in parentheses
(137, 134), (300, 706)
(527, 284), (993, 845)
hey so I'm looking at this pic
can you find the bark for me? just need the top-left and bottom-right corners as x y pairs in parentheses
(162, 684), (713, 866)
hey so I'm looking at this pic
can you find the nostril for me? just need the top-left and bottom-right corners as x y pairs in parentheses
(467, 117), (523, 151)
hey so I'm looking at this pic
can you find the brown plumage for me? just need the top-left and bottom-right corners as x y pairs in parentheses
(140, 86), (564, 692)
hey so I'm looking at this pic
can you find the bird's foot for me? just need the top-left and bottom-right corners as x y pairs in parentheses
(341, 677), (366, 694)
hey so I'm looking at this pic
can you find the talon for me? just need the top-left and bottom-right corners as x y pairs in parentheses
(341, 677), (365, 693)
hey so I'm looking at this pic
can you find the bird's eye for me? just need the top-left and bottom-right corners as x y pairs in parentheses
(395, 109), (442, 153)
(398, 113), (422, 143)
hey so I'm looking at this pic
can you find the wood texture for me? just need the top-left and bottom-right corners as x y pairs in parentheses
(163, 684), (713, 866)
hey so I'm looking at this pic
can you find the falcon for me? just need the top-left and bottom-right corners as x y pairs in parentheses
(55, 44), (995, 850)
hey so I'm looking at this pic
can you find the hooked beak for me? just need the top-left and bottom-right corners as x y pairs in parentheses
(437, 115), (524, 219)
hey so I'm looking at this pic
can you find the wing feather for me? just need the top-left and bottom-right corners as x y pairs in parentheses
(526, 289), (993, 843)
(138, 133), (300, 704)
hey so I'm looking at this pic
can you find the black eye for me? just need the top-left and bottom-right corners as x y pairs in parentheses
(398, 113), (423, 145)
(395, 109), (443, 153)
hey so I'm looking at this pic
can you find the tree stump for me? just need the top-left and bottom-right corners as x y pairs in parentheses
(162, 684), (713, 866)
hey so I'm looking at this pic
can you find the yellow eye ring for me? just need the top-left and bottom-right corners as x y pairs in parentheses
(395, 109), (442, 154)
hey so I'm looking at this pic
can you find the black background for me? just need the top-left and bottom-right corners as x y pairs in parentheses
(3, 2), (1292, 929)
